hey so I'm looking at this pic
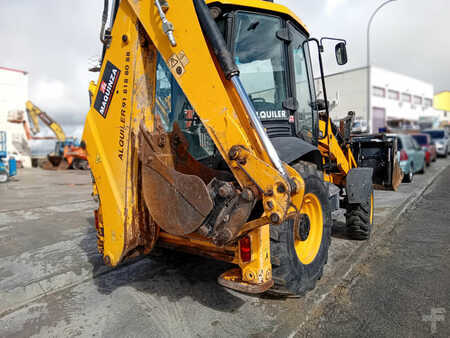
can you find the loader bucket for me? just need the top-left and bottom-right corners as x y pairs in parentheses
(41, 155), (69, 171)
(47, 154), (63, 167)
(351, 134), (403, 191)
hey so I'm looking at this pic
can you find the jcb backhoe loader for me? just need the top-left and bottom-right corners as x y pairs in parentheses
(83, 0), (400, 296)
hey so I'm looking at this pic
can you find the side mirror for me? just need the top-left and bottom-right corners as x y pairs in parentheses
(335, 42), (348, 65)
(310, 99), (328, 111)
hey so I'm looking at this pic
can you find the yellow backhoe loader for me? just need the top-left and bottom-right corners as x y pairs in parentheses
(83, 0), (400, 296)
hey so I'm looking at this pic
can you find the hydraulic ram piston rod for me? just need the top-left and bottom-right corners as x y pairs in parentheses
(230, 76), (288, 178)
(193, 0), (289, 181)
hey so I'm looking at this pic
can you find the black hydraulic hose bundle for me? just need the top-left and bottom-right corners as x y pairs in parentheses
(193, 0), (240, 80)
(100, 0), (109, 44)
(100, 0), (120, 64)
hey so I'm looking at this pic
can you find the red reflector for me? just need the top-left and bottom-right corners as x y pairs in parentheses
(240, 236), (251, 262)
(400, 150), (408, 161)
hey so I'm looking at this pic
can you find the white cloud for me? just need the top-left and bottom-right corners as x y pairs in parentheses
(325, 0), (348, 15)
(33, 79), (66, 103)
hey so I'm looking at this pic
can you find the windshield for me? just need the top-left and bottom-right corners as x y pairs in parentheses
(233, 11), (288, 121)
(424, 130), (445, 139)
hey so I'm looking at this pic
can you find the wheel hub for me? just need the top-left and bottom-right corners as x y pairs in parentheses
(297, 214), (311, 241)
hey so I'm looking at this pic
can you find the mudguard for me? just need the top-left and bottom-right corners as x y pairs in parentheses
(346, 168), (373, 204)
(271, 137), (322, 167)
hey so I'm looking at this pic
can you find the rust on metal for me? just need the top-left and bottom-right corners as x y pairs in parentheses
(236, 216), (270, 238)
(139, 122), (214, 236)
(158, 241), (235, 263)
(373, 158), (403, 191)
(217, 268), (274, 294)
(390, 158), (403, 191)
(211, 193), (255, 246)
(170, 123), (232, 183)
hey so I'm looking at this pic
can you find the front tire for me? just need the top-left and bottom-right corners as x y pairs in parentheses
(270, 162), (331, 296)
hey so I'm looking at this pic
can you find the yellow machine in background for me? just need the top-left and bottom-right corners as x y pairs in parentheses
(25, 101), (89, 170)
(83, 0), (395, 295)
(26, 101), (66, 142)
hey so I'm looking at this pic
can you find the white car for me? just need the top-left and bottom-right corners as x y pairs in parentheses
(352, 120), (368, 134)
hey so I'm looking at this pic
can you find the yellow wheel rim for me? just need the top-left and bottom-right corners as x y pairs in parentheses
(369, 191), (374, 225)
(294, 193), (323, 265)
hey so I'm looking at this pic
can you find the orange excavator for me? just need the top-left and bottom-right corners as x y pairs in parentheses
(25, 101), (89, 170)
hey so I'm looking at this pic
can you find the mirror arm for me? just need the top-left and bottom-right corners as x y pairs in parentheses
(303, 38), (330, 141)
(320, 37), (347, 46)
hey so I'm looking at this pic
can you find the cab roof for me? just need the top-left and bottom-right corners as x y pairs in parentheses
(206, 0), (308, 33)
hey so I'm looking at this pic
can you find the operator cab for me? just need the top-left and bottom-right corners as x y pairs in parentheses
(209, 1), (347, 149)
(213, 4), (316, 144)
(153, 0), (347, 167)
(204, 1), (348, 169)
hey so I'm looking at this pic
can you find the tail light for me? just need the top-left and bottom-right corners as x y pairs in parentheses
(239, 236), (251, 263)
(400, 150), (408, 161)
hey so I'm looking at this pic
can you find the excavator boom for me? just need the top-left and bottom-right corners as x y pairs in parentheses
(25, 101), (66, 142)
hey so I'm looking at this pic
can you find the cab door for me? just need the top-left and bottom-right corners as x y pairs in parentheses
(288, 22), (317, 145)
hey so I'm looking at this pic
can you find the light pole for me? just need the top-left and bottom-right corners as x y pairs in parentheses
(367, 0), (397, 133)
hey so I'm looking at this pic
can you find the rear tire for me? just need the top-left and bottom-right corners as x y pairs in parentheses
(269, 162), (332, 296)
(346, 187), (374, 240)
(0, 169), (8, 183)
(403, 171), (413, 183)
(72, 159), (88, 170)
(419, 163), (425, 174)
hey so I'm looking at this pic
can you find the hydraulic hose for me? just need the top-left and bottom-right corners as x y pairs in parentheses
(193, 0), (239, 79)
(100, 0), (109, 44)
(193, 0), (289, 180)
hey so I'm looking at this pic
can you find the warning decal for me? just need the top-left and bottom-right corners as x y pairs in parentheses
(94, 61), (121, 118)
(168, 51), (189, 78)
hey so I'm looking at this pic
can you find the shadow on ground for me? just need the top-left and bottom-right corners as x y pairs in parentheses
(331, 219), (353, 240)
(79, 217), (245, 313)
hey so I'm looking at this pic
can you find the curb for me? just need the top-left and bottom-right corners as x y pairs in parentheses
(289, 161), (450, 336)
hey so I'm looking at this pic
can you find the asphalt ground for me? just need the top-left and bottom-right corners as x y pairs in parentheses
(299, 165), (450, 337)
(0, 158), (448, 337)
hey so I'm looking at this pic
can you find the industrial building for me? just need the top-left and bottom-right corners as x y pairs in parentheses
(0, 66), (32, 167)
(434, 91), (450, 126)
(317, 66), (436, 133)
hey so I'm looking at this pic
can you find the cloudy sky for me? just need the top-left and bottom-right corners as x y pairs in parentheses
(1, 0), (449, 149)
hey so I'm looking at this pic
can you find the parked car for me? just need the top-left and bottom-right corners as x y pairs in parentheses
(422, 129), (449, 157)
(412, 133), (437, 166)
(394, 134), (426, 183)
(352, 119), (368, 134)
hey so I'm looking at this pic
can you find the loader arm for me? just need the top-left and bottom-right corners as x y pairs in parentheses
(318, 118), (357, 186)
(25, 101), (67, 142)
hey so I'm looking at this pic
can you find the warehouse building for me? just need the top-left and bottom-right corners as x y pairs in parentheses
(433, 91), (450, 127)
(317, 66), (436, 133)
(0, 66), (32, 167)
